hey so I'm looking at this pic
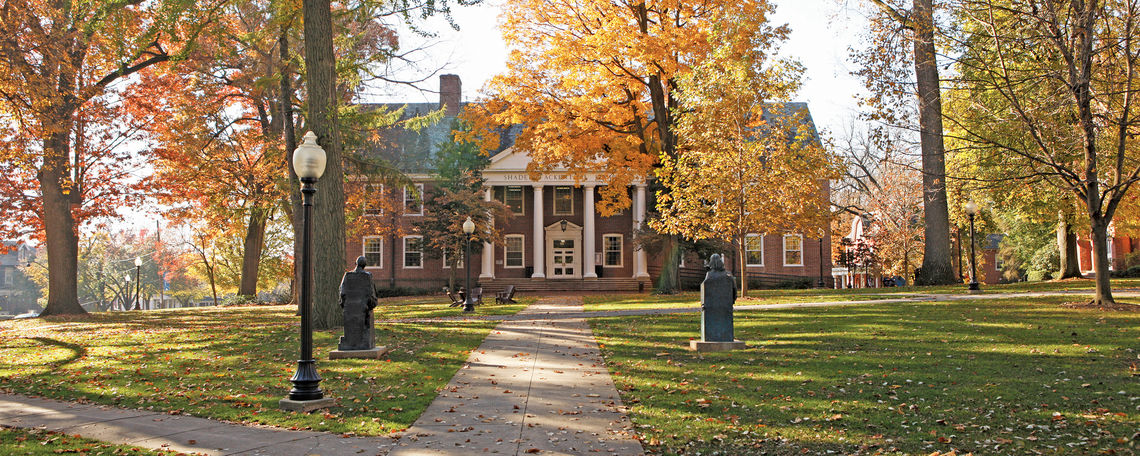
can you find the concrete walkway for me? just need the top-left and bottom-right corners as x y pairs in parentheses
(0, 393), (390, 455)
(386, 296), (643, 455)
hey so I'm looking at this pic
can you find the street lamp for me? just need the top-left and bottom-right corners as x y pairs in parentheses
(965, 201), (981, 292)
(287, 131), (327, 402)
(133, 257), (142, 310)
(123, 274), (131, 311)
(817, 235), (826, 288)
(462, 216), (476, 313)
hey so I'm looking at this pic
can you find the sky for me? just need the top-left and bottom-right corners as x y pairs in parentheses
(365, 0), (871, 137)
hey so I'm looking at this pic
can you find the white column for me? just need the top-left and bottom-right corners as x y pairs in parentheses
(531, 184), (546, 278)
(634, 183), (650, 278)
(480, 187), (495, 279)
(583, 184), (597, 278)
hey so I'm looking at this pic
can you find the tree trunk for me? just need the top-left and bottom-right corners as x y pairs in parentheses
(1088, 219), (1116, 305)
(911, 0), (956, 286)
(1056, 214), (1081, 279)
(238, 208), (269, 297)
(737, 237), (748, 297)
(39, 128), (85, 317)
(302, 0), (347, 329)
(389, 232), (398, 288)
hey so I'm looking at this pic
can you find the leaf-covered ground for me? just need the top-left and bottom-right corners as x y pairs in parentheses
(582, 278), (1140, 312)
(591, 295), (1140, 455)
(0, 300), (525, 436)
(0, 425), (172, 455)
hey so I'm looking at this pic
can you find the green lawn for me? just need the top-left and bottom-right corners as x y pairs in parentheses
(582, 278), (1140, 312)
(0, 426), (171, 455)
(590, 296), (1140, 455)
(0, 300), (524, 436)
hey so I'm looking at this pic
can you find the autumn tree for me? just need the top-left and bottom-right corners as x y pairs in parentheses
(0, 0), (226, 316)
(653, 28), (839, 296)
(948, 0), (1140, 305)
(463, 0), (823, 292)
(864, 161), (925, 282)
(852, 0), (957, 285)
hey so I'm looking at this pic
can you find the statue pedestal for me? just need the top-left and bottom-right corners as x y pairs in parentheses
(689, 340), (747, 353)
(329, 346), (389, 360)
(279, 397), (336, 412)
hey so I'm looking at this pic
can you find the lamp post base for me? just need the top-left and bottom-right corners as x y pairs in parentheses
(968, 282), (981, 293)
(279, 396), (335, 412)
(287, 359), (324, 401)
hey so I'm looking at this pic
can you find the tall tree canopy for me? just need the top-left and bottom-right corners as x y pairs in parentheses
(948, 0), (1140, 305)
(462, 0), (791, 212)
(0, 0), (226, 316)
(853, 0), (958, 285)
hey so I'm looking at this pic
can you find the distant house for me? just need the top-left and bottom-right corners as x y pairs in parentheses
(1077, 225), (1138, 275)
(0, 242), (40, 314)
(979, 234), (1004, 285)
(346, 74), (832, 293)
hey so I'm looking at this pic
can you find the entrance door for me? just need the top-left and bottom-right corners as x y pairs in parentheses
(550, 238), (577, 277)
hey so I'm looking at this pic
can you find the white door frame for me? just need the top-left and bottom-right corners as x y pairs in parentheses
(545, 221), (582, 278)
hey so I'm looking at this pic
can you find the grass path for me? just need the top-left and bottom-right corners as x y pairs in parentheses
(590, 295), (1140, 455)
(0, 300), (527, 436)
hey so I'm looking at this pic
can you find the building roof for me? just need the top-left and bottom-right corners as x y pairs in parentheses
(357, 101), (523, 174)
(983, 233), (1004, 250)
(358, 76), (819, 175)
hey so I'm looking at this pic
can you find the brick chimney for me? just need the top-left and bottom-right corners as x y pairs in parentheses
(440, 74), (461, 116)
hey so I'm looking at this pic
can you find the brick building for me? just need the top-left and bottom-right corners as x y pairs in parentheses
(346, 75), (832, 293)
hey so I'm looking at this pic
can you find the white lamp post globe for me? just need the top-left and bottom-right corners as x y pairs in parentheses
(462, 216), (475, 234)
(293, 132), (327, 180)
(965, 201), (979, 216)
(124, 274), (131, 282)
(135, 257), (142, 267)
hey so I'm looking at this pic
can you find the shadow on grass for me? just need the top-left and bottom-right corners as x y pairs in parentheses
(591, 296), (1140, 455)
(0, 308), (501, 436)
(28, 337), (88, 369)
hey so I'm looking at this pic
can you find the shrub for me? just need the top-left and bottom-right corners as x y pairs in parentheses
(374, 286), (438, 298)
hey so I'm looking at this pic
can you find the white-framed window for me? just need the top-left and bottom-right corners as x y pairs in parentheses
(442, 248), (463, 268)
(602, 234), (623, 267)
(364, 183), (383, 216)
(553, 186), (574, 215)
(404, 183), (424, 216)
(783, 234), (803, 266)
(494, 186), (525, 215)
(504, 235), (525, 268)
(403, 236), (423, 268)
(745, 234), (764, 266)
(362, 237), (383, 268)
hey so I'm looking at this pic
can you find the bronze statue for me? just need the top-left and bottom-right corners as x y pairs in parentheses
(700, 253), (737, 342)
(338, 256), (377, 351)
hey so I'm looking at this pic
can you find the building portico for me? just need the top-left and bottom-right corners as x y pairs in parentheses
(478, 148), (649, 282)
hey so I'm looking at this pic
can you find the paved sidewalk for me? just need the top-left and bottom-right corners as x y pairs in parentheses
(379, 289), (1140, 324)
(386, 296), (644, 455)
(0, 393), (389, 455)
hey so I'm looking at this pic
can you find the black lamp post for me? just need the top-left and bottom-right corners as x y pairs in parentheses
(123, 274), (131, 311)
(462, 216), (476, 313)
(287, 131), (327, 402)
(817, 236), (826, 288)
(965, 201), (980, 292)
(133, 257), (142, 310)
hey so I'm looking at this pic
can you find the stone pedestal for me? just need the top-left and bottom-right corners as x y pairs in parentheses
(689, 340), (747, 352)
(279, 396), (336, 412)
(328, 346), (390, 360)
